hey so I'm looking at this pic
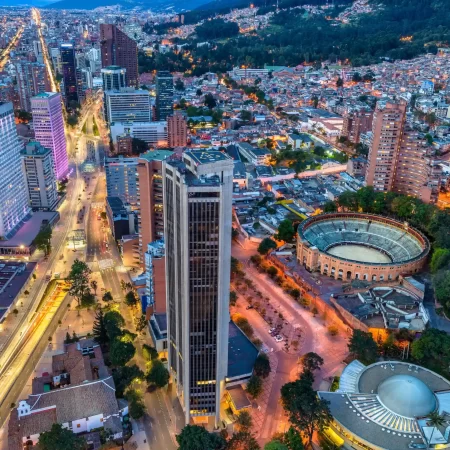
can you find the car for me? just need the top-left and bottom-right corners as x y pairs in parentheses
(269, 327), (276, 334)
(274, 335), (283, 342)
(246, 305), (254, 310)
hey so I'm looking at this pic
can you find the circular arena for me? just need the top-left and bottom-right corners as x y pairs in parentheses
(296, 213), (430, 281)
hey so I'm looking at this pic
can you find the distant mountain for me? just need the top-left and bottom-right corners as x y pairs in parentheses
(45, 0), (211, 10)
(0, 0), (53, 5)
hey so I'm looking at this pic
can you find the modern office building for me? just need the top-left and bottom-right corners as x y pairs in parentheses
(136, 150), (173, 264)
(15, 62), (50, 112)
(104, 88), (151, 124)
(60, 43), (78, 105)
(101, 66), (126, 91)
(366, 100), (442, 203)
(105, 156), (139, 205)
(110, 121), (167, 147)
(33, 40), (43, 64)
(167, 113), (187, 147)
(163, 150), (234, 425)
(100, 24), (138, 88)
(21, 141), (58, 211)
(155, 71), (174, 121)
(31, 92), (69, 180)
(0, 102), (30, 238)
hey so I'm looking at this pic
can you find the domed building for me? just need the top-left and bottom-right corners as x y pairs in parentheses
(319, 361), (450, 450)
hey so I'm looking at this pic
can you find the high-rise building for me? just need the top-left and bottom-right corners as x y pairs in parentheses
(155, 71), (173, 121)
(116, 135), (133, 156)
(21, 141), (58, 211)
(366, 100), (441, 203)
(0, 102), (30, 238)
(167, 114), (187, 148)
(163, 150), (234, 425)
(105, 155), (139, 205)
(136, 150), (173, 264)
(60, 43), (78, 105)
(342, 110), (373, 144)
(100, 24), (138, 88)
(33, 41), (43, 64)
(15, 62), (50, 112)
(101, 66), (126, 91)
(31, 92), (69, 180)
(110, 121), (167, 147)
(104, 88), (151, 123)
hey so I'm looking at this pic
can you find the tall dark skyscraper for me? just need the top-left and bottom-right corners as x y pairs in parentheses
(163, 150), (234, 425)
(156, 71), (174, 121)
(100, 24), (138, 88)
(60, 43), (78, 106)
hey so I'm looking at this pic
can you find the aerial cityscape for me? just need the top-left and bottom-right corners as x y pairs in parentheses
(0, 1), (449, 449)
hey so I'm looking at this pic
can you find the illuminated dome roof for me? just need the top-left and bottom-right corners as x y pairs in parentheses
(377, 374), (437, 418)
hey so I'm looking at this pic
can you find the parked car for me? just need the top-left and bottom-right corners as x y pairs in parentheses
(274, 335), (283, 343)
(269, 327), (276, 334)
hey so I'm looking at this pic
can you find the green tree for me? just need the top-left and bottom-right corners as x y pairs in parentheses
(125, 290), (139, 307)
(90, 280), (98, 295)
(112, 364), (145, 398)
(135, 315), (147, 333)
(67, 260), (92, 309)
(34, 225), (52, 257)
(258, 237), (277, 255)
(93, 309), (109, 347)
(240, 110), (252, 122)
(265, 442), (289, 450)
(283, 427), (304, 450)
(323, 201), (337, 213)
(253, 353), (271, 378)
(411, 328), (450, 375)
(109, 339), (136, 366)
(204, 93), (217, 109)
(267, 266), (278, 278)
(37, 423), (87, 450)
(281, 371), (331, 448)
(300, 352), (324, 373)
(176, 424), (226, 450)
(235, 410), (253, 431)
(126, 389), (146, 419)
(226, 431), (260, 450)
(338, 191), (358, 211)
(142, 343), (159, 361)
(433, 270), (450, 307)
(147, 359), (170, 388)
(430, 249), (450, 273)
(102, 291), (113, 302)
(348, 330), (378, 365)
(246, 375), (263, 399)
(131, 137), (148, 155)
(231, 256), (243, 277)
(336, 77), (343, 88)
(175, 78), (185, 91)
(230, 291), (238, 306)
(276, 219), (295, 242)
(427, 411), (446, 428)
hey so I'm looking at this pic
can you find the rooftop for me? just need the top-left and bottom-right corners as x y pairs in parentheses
(186, 150), (231, 165)
(227, 321), (258, 379)
(139, 149), (173, 162)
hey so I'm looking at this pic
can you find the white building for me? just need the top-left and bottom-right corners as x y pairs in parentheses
(163, 150), (234, 426)
(0, 102), (30, 238)
(21, 141), (58, 210)
(110, 121), (168, 147)
(105, 88), (151, 123)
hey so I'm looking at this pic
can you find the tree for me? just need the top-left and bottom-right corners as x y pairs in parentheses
(204, 93), (217, 109)
(427, 411), (446, 428)
(431, 248), (450, 273)
(240, 110), (252, 122)
(125, 290), (139, 307)
(176, 424), (226, 450)
(300, 352), (324, 373)
(281, 371), (331, 447)
(90, 280), (98, 296)
(276, 219), (295, 242)
(67, 260), (92, 309)
(283, 427), (304, 450)
(267, 266), (278, 278)
(196, 88), (203, 97)
(147, 359), (170, 388)
(231, 256), (243, 277)
(338, 191), (358, 212)
(246, 375), (263, 398)
(336, 77), (343, 88)
(411, 328), (450, 375)
(352, 72), (362, 82)
(323, 201), (337, 213)
(230, 291), (238, 306)
(112, 364), (144, 398)
(126, 389), (146, 419)
(290, 289), (301, 300)
(258, 238), (277, 255)
(135, 314), (147, 333)
(265, 442), (289, 450)
(348, 330), (378, 365)
(92, 310), (108, 347)
(433, 271), (450, 307)
(142, 343), (159, 361)
(235, 410), (253, 431)
(34, 225), (52, 257)
(109, 339), (136, 366)
(226, 431), (260, 450)
(131, 137), (148, 155)
(37, 423), (87, 450)
(175, 78), (185, 91)
(254, 353), (271, 378)
(102, 291), (113, 302)
(80, 292), (96, 309)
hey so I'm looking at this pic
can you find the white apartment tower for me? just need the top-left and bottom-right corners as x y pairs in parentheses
(163, 150), (234, 425)
(104, 88), (151, 124)
(0, 102), (30, 238)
